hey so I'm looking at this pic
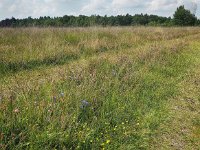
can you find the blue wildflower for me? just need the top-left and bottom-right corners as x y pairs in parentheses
(80, 100), (90, 109)
(60, 92), (64, 97)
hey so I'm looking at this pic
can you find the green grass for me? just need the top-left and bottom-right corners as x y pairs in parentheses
(0, 27), (200, 149)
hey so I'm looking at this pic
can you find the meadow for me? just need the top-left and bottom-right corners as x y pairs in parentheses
(0, 27), (200, 149)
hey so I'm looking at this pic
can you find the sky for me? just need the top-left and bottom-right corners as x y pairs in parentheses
(0, 0), (199, 20)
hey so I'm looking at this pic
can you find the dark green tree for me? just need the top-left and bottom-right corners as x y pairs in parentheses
(1, 11), (197, 27)
(173, 5), (197, 26)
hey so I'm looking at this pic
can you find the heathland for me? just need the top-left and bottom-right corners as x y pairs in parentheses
(0, 27), (200, 149)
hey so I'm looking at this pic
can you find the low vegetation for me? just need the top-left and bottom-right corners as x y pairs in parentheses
(0, 27), (200, 149)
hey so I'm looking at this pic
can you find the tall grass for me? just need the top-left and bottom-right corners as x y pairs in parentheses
(0, 27), (200, 149)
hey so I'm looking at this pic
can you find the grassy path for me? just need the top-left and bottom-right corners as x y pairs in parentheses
(151, 41), (200, 149)
(1, 27), (200, 77)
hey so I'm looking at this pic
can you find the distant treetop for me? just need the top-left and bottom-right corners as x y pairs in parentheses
(173, 5), (197, 26)
(0, 6), (199, 27)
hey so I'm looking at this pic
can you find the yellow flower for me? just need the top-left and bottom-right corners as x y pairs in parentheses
(101, 143), (105, 146)
(106, 139), (110, 144)
(77, 145), (80, 149)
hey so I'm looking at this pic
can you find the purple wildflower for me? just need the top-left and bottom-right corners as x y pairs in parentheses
(53, 96), (57, 103)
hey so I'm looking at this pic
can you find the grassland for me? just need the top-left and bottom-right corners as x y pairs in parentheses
(0, 27), (200, 150)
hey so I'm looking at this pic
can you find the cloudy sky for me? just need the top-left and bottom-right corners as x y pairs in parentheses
(0, 0), (199, 20)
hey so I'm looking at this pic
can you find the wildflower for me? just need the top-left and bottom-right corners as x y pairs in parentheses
(101, 143), (105, 146)
(80, 100), (90, 109)
(106, 139), (110, 144)
(60, 92), (64, 97)
(112, 70), (117, 76)
(93, 98), (97, 102)
(122, 122), (124, 125)
(13, 108), (19, 113)
(53, 96), (57, 103)
(10, 93), (16, 101)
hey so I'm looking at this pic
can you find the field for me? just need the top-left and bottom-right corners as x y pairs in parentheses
(0, 27), (200, 150)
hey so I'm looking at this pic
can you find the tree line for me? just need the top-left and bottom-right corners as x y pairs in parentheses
(0, 6), (199, 27)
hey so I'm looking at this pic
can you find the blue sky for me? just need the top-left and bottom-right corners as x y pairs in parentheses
(0, 0), (199, 20)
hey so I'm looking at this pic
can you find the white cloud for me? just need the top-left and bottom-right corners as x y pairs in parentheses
(81, 0), (108, 13)
(178, 0), (199, 14)
(5, 0), (55, 17)
(111, 0), (146, 8)
(0, 0), (199, 20)
(110, 0), (148, 14)
(148, 0), (178, 11)
(1, 0), (75, 19)
(0, 0), (7, 9)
